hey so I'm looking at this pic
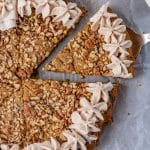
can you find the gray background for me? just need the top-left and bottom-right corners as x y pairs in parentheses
(38, 0), (150, 150)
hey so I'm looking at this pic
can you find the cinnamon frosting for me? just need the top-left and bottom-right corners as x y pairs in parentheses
(145, 0), (150, 7)
(90, 5), (117, 31)
(0, 0), (17, 31)
(23, 138), (61, 150)
(51, 0), (82, 28)
(0, 0), (82, 31)
(34, 0), (57, 18)
(17, 0), (32, 17)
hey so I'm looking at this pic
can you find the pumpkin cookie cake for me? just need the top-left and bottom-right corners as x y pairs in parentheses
(0, 1), (128, 150)
(45, 5), (138, 79)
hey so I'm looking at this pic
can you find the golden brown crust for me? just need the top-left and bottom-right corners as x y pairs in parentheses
(125, 27), (143, 77)
(125, 30), (135, 77)
(44, 23), (112, 75)
(127, 27), (143, 59)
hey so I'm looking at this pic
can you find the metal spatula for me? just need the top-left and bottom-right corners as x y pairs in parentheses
(143, 33), (150, 45)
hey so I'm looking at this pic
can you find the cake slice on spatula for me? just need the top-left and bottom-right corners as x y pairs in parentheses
(44, 4), (139, 79)
(0, 80), (118, 150)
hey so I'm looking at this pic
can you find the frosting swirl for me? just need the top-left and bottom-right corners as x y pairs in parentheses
(51, 0), (82, 28)
(103, 34), (132, 59)
(0, 0), (17, 31)
(0, 0), (13, 19)
(17, 0), (32, 17)
(107, 55), (133, 78)
(69, 111), (100, 135)
(99, 18), (126, 43)
(23, 138), (60, 150)
(0, 144), (19, 150)
(61, 130), (87, 150)
(79, 97), (108, 120)
(90, 5), (117, 31)
(34, 0), (57, 18)
(41, 138), (61, 150)
(86, 82), (113, 104)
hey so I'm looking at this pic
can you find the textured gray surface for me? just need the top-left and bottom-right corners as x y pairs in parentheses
(38, 0), (150, 149)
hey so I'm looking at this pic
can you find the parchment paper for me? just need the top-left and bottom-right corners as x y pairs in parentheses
(38, 0), (150, 149)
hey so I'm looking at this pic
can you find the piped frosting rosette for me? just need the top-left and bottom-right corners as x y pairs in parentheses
(0, 0), (17, 31)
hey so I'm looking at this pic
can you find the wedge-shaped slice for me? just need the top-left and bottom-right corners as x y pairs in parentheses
(0, 80), (118, 150)
(45, 4), (138, 78)
(0, 0), (84, 79)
